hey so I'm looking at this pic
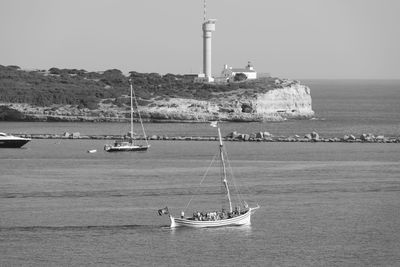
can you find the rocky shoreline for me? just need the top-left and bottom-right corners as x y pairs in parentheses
(13, 131), (400, 144)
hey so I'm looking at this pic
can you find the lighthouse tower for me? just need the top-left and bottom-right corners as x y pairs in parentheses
(202, 1), (216, 82)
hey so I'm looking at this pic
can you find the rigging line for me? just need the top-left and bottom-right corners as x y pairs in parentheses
(130, 81), (149, 147)
(183, 152), (218, 212)
(227, 155), (256, 207)
(224, 149), (246, 205)
(218, 149), (226, 208)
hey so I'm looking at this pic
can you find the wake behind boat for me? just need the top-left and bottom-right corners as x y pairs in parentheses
(104, 79), (150, 152)
(158, 122), (259, 228)
(0, 132), (31, 148)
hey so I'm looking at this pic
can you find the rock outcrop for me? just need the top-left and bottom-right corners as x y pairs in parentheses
(127, 79), (314, 122)
(254, 81), (314, 119)
(2, 78), (314, 122)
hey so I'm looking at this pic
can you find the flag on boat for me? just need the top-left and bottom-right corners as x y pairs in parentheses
(158, 206), (169, 216)
(209, 121), (218, 127)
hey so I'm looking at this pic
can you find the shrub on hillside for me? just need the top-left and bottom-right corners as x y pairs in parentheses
(234, 73), (247, 82)
(0, 66), (277, 110)
(0, 106), (26, 121)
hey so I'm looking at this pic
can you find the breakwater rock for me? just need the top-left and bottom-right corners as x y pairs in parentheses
(13, 131), (400, 143)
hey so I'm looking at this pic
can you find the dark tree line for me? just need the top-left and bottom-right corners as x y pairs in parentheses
(0, 65), (274, 109)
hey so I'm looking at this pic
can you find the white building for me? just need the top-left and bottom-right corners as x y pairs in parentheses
(221, 62), (257, 81)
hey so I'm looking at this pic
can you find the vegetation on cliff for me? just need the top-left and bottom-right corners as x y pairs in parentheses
(0, 64), (313, 122)
(0, 105), (28, 121)
(0, 64), (279, 110)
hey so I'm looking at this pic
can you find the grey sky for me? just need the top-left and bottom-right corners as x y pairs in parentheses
(1, 0), (399, 79)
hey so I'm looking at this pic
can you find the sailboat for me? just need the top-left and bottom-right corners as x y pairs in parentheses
(159, 122), (259, 228)
(104, 79), (150, 152)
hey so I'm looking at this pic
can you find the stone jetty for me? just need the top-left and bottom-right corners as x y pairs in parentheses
(12, 131), (400, 143)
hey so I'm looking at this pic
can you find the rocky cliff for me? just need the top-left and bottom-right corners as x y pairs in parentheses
(140, 79), (313, 122)
(254, 80), (314, 120)
(3, 78), (314, 122)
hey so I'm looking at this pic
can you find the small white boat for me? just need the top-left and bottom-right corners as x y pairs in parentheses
(104, 141), (149, 152)
(158, 122), (259, 228)
(104, 79), (150, 152)
(87, 149), (97, 153)
(169, 206), (259, 228)
(0, 132), (31, 148)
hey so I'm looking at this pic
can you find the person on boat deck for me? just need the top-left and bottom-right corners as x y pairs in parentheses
(210, 211), (217, 220)
(234, 206), (239, 215)
(221, 209), (227, 219)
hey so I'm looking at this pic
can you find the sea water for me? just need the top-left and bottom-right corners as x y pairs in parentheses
(1, 80), (400, 266)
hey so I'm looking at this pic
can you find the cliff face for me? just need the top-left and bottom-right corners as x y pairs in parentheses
(254, 83), (314, 119)
(140, 80), (314, 122)
(3, 79), (314, 122)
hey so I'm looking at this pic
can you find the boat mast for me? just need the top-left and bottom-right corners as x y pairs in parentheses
(129, 80), (134, 143)
(217, 126), (232, 213)
(129, 79), (150, 147)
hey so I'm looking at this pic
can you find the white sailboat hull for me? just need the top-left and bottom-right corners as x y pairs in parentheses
(104, 143), (150, 152)
(170, 207), (258, 228)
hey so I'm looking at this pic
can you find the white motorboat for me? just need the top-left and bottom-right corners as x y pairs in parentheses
(0, 132), (31, 148)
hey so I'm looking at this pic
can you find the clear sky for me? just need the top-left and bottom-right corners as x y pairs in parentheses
(1, 0), (399, 79)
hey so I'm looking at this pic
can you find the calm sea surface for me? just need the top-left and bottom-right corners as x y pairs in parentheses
(1, 80), (400, 266)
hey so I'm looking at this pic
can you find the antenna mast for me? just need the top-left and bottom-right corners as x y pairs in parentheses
(203, 0), (206, 21)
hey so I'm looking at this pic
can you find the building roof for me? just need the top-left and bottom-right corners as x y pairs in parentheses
(230, 68), (256, 73)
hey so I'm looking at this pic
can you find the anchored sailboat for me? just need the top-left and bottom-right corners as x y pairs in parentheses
(159, 122), (259, 228)
(104, 79), (150, 152)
